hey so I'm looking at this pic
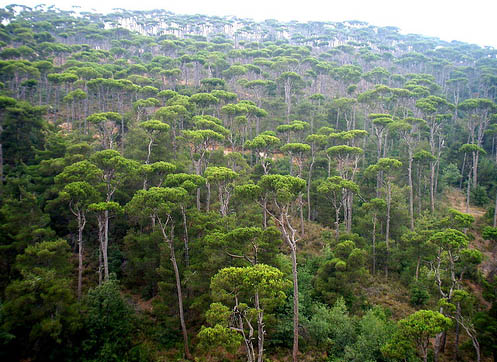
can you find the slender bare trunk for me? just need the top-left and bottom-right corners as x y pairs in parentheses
(473, 151), (479, 188)
(236, 297), (255, 362)
(206, 183), (211, 212)
(408, 152), (414, 230)
(455, 303), (461, 360)
(335, 206), (340, 242)
(418, 166), (422, 213)
(159, 223), (191, 360)
(435, 157), (440, 197)
(255, 292), (264, 362)
(77, 212), (86, 300)
(285, 81), (291, 123)
(307, 158), (314, 221)
(98, 245), (103, 285)
(146, 138), (153, 164)
(262, 199), (267, 228)
(291, 246), (298, 362)
(97, 216), (104, 285)
(171, 239), (191, 359)
(422, 340), (428, 362)
(103, 210), (109, 280)
(372, 214), (376, 275)
(430, 161), (436, 213)
(434, 332), (442, 362)
(466, 173), (471, 213)
(181, 207), (190, 267)
(299, 194), (304, 237)
(415, 255), (421, 281)
(196, 187), (201, 210)
(385, 182), (391, 278)
(460, 152), (467, 189)
(347, 193), (353, 233)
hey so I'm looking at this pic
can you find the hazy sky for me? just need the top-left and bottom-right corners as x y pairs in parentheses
(2, 0), (496, 48)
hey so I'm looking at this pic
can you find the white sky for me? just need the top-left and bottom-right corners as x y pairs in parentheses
(1, 0), (497, 48)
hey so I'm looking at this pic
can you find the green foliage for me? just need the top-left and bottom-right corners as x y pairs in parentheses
(441, 163), (462, 187)
(471, 185), (490, 206)
(482, 226), (497, 241)
(429, 228), (468, 251)
(409, 280), (430, 306)
(0, 190), (56, 292)
(210, 264), (290, 307)
(343, 307), (395, 362)
(1, 7), (497, 361)
(446, 208), (474, 230)
(281, 142), (311, 154)
(122, 230), (161, 298)
(383, 310), (452, 361)
(314, 240), (368, 306)
(197, 324), (242, 356)
(308, 298), (356, 358)
(318, 176), (359, 195)
(1, 100), (47, 166)
(82, 278), (136, 362)
(2, 239), (79, 361)
(204, 166), (237, 183)
(258, 174), (306, 204)
(126, 187), (187, 222)
(366, 157), (402, 175)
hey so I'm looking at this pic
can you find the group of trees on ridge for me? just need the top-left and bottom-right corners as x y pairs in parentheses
(0, 4), (497, 362)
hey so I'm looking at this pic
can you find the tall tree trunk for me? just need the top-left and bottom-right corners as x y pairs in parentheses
(159, 223), (191, 360)
(455, 303), (461, 360)
(466, 172), (471, 213)
(181, 206), (190, 267)
(385, 182), (391, 278)
(291, 246), (299, 362)
(299, 194), (304, 237)
(98, 244), (103, 285)
(417, 166), (422, 213)
(372, 215), (377, 275)
(77, 212), (86, 300)
(97, 216), (105, 285)
(146, 138), (153, 164)
(460, 152), (467, 189)
(408, 152), (414, 230)
(236, 298), (255, 362)
(422, 341), (428, 362)
(435, 158), (440, 199)
(262, 199), (268, 228)
(196, 187), (201, 210)
(307, 158), (315, 221)
(473, 150), (479, 188)
(434, 332), (442, 362)
(347, 193), (353, 233)
(255, 292), (264, 362)
(335, 205), (340, 242)
(415, 255), (421, 281)
(206, 183), (211, 212)
(285, 82), (291, 123)
(430, 161), (436, 213)
(103, 210), (109, 280)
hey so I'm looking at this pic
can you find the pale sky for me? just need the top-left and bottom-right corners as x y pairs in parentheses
(1, 0), (497, 48)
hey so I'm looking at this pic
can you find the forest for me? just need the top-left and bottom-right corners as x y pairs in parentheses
(0, 3), (497, 361)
